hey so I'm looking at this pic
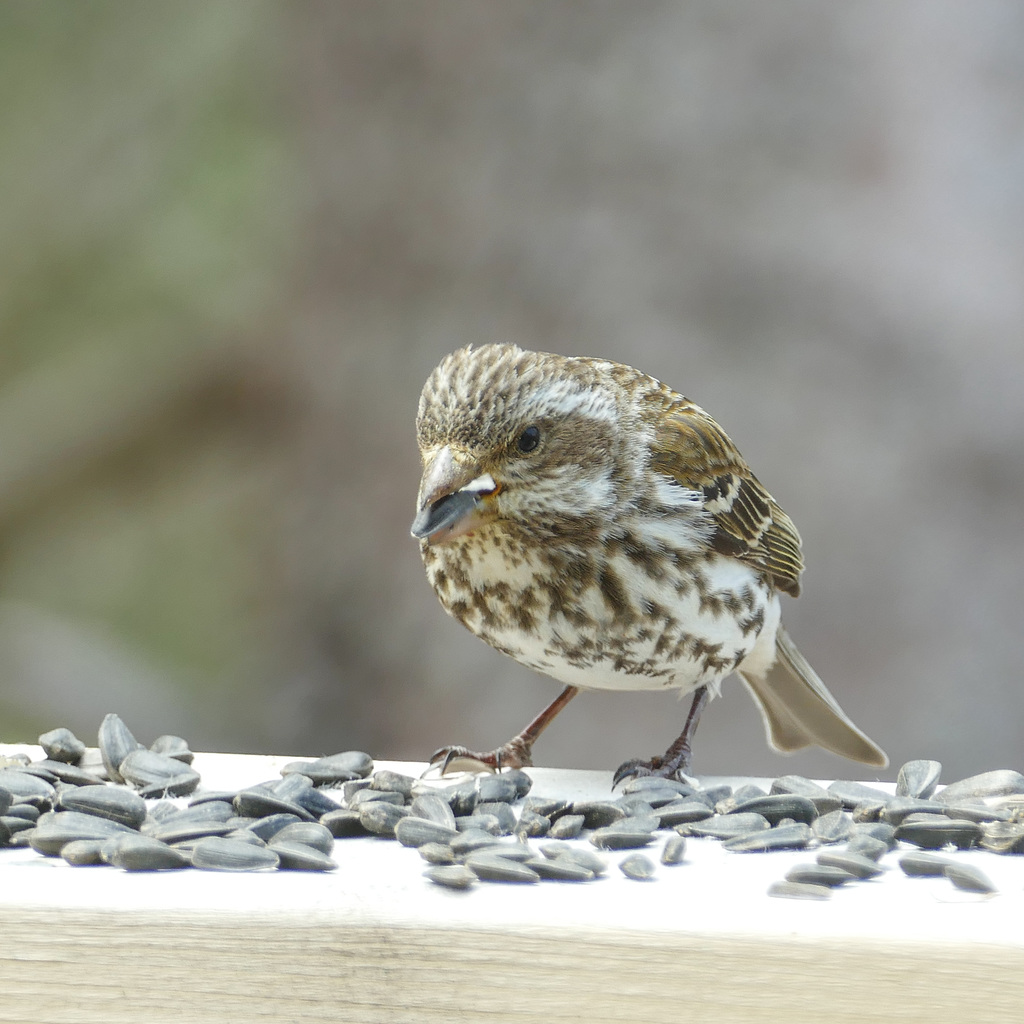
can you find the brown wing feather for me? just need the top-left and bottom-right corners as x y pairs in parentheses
(650, 401), (804, 596)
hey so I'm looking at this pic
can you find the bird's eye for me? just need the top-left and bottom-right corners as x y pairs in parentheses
(515, 425), (541, 454)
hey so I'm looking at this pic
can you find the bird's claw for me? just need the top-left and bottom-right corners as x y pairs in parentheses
(612, 753), (691, 788)
(428, 737), (534, 776)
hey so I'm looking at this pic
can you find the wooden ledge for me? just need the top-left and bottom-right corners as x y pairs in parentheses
(1, 746), (1022, 1023)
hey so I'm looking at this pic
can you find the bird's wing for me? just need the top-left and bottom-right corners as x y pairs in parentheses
(650, 402), (804, 595)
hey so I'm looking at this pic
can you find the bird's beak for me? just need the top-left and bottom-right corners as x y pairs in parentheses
(411, 446), (501, 545)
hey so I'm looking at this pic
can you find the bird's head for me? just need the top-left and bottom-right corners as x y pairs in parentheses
(411, 344), (649, 546)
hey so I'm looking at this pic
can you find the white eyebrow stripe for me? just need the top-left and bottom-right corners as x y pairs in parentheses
(531, 378), (618, 423)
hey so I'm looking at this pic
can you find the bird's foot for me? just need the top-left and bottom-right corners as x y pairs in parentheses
(428, 736), (534, 776)
(612, 750), (692, 788)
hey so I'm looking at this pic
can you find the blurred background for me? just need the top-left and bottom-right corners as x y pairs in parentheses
(2, 1), (1022, 781)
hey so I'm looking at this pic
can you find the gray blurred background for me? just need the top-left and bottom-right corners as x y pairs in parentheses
(2, 1), (1022, 781)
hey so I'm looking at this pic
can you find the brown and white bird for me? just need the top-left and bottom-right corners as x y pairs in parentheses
(411, 344), (887, 782)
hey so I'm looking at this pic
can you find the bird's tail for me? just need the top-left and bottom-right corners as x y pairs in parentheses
(738, 626), (888, 768)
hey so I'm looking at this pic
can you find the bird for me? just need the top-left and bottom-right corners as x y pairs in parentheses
(410, 343), (887, 783)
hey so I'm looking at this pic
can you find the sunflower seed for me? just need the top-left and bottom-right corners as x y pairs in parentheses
(944, 863), (997, 894)
(348, 788), (405, 808)
(698, 784), (733, 805)
(899, 851), (955, 877)
(120, 750), (201, 797)
(539, 844), (609, 875)
(395, 816), (459, 848)
(265, 821), (334, 854)
(424, 864), (476, 889)
(60, 838), (108, 866)
(514, 809), (551, 839)
(572, 800), (626, 829)
(244, 812), (304, 841)
(895, 759), (942, 799)
(341, 779), (372, 802)
(939, 801), (1012, 824)
(660, 834), (687, 865)
(107, 834), (190, 871)
(474, 801), (517, 834)
(0, 786), (10, 815)
(521, 796), (571, 819)
(936, 770), (1024, 804)
(880, 797), (948, 825)
(844, 834), (889, 861)
(623, 785), (689, 809)
(619, 777), (697, 800)
(150, 819), (236, 845)
(687, 813), (770, 839)
(438, 781), (478, 816)
(418, 841), (457, 865)
(191, 836), (281, 871)
(619, 853), (656, 880)
(475, 774), (520, 804)
(548, 813), (584, 839)
(616, 796), (656, 818)
(320, 808), (369, 837)
(233, 789), (316, 822)
(294, 786), (344, 819)
(505, 769), (533, 798)
(458, 812), (502, 835)
(38, 728), (87, 765)
(785, 863), (856, 887)
(894, 818), (981, 850)
(771, 775), (842, 815)
(56, 785), (147, 829)
(222, 829), (268, 847)
(525, 857), (595, 881)
(716, 784), (767, 814)
(357, 801), (410, 838)
(979, 821), (1024, 854)
(77, 748), (108, 779)
(152, 801), (236, 831)
(768, 880), (832, 901)
(812, 809), (853, 844)
(815, 850), (884, 879)
(98, 714), (142, 784)
(270, 840), (337, 871)
(266, 773), (314, 802)
(850, 801), (886, 823)
(589, 826), (656, 850)
(827, 780), (891, 809)
(730, 794), (819, 825)
(656, 799), (714, 828)
(149, 735), (194, 764)
(370, 770), (416, 799)
(722, 823), (813, 852)
(34, 760), (105, 787)
(410, 793), (457, 830)
(5, 803), (40, 821)
(284, 751), (374, 784)
(0, 769), (55, 806)
(18, 762), (59, 783)
(450, 829), (504, 856)
(0, 816), (34, 841)
(848, 821), (897, 850)
(29, 810), (136, 855)
(466, 853), (540, 883)
(600, 813), (660, 834)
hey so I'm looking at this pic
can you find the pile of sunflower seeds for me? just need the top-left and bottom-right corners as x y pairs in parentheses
(1, 715), (1022, 895)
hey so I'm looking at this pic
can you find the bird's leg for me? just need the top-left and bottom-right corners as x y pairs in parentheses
(430, 685), (580, 775)
(613, 685), (710, 787)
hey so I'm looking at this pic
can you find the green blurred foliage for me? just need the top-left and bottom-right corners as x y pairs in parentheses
(0, 1), (296, 745)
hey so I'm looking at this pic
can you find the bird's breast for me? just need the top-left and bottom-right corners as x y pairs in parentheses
(420, 527), (776, 694)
